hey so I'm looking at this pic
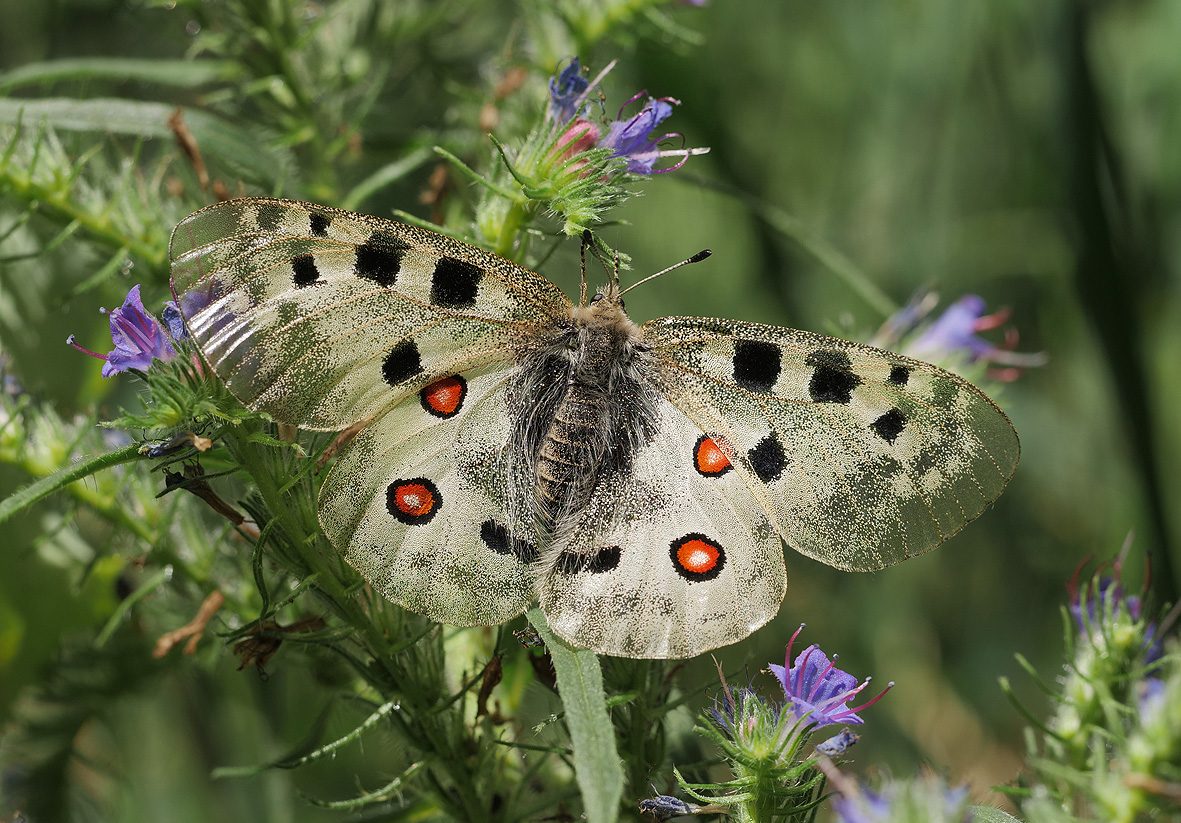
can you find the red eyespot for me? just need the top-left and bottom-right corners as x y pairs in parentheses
(694, 434), (732, 477)
(387, 478), (441, 525)
(670, 533), (726, 581)
(420, 375), (467, 418)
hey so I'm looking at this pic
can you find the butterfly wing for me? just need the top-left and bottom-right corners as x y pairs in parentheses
(643, 316), (1020, 572)
(169, 198), (569, 429)
(319, 364), (535, 625)
(169, 198), (569, 624)
(538, 395), (787, 659)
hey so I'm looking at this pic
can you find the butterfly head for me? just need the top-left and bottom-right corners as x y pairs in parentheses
(571, 281), (642, 339)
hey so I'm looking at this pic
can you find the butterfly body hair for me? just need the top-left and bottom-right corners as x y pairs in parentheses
(508, 289), (660, 557)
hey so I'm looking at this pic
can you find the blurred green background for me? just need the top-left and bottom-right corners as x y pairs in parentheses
(1, 0), (1178, 819)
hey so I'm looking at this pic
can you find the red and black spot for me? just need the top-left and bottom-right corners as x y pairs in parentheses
(732, 339), (781, 393)
(669, 533), (725, 582)
(291, 254), (321, 288)
(420, 375), (467, 418)
(693, 434), (732, 477)
(383, 339), (422, 386)
(430, 257), (483, 309)
(386, 478), (441, 525)
(806, 349), (862, 404)
(355, 231), (410, 287)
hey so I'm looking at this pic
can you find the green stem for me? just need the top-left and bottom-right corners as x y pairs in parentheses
(0, 162), (165, 268)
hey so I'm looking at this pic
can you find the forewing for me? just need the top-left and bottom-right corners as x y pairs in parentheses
(539, 397), (787, 659)
(169, 198), (569, 429)
(644, 316), (1019, 572)
(319, 364), (535, 626)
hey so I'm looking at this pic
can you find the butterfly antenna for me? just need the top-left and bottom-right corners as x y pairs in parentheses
(579, 230), (592, 306)
(618, 248), (712, 296)
(612, 249), (622, 292)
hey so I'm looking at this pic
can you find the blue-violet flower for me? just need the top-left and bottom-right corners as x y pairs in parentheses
(68, 284), (178, 376)
(768, 624), (893, 729)
(548, 57), (590, 123)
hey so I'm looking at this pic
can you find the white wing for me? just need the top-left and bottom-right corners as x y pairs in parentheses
(644, 316), (1020, 572)
(538, 396), (787, 659)
(319, 364), (534, 626)
(169, 198), (569, 429)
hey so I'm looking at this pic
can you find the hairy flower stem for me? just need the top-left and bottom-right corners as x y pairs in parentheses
(493, 198), (537, 260)
(222, 422), (495, 819)
(0, 157), (165, 267)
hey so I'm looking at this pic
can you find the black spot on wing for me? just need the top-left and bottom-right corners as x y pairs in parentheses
(355, 231), (410, 287)
(748, 432), (788, 483)
(480, 520), (538, 563)
(806, 349), (862, 404)
(556, 545), (622, 574)
(382, 340), (422, 386)
(871, 408), (907, 444)
(430, 257), (483, 309)
(291, 254), (320, 288)
(309, 212), (331, 237)
(255, 203), (283, 232)
(888, 365), (911, 386)
(732, 339), (781, 393)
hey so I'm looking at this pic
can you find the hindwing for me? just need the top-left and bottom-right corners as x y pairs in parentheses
(319, 363), (535, 626)
(538, 396), (787, 659)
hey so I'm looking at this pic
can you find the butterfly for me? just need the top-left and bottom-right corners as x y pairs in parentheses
(169, 198), (1019, 659)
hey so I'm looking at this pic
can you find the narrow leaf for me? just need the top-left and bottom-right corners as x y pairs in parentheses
(527, 608), (623, 823)
(0, 58), (235, 93)
(0, 442), (142, 527)
(0, 98), (294, 186)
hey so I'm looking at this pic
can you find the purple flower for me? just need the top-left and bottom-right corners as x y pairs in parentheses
(768, 625), (893, 729)
(1138, 677), (1166, 718)
(68, 284), (177, 377)
(162, 300), (188, 341)
(899, 294), (1045, 381)
(909, 295), (996, 360)
(549, 57), (590, 123)
(600, 94), (689, 174)
(541, 59), (708, 177)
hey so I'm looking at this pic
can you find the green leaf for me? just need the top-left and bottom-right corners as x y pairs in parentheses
(0, 442), (142, 527)
(971, 807), (1024, 823)
(0, 58), (235, 93)
(527, 608), (623, 823)
(0, 98), (294, 187)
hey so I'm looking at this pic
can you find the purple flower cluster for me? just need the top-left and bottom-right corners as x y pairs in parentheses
(547, 58), (705, 175)
(68, 284), (186, 377)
